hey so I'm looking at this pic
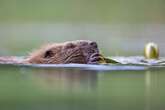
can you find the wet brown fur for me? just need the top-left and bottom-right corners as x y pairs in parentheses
(26, 40), (102, 64)
(0, 40), (104, 64)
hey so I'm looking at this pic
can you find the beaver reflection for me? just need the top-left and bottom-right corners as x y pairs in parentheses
(31, 68), (98, 91)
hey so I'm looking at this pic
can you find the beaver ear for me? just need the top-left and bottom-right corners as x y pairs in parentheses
(44, 50), (54, 58)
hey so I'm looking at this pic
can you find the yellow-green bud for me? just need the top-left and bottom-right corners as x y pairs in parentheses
(144, 42), (159, 59)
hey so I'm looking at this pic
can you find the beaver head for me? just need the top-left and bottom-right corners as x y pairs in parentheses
(26, 40), (100, 64)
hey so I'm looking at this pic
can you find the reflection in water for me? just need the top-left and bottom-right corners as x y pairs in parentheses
(1, 65), (165, 110)
(145, 71), (151, 110)
(29, 68), (98, 91)
(144, 69), (165, 110)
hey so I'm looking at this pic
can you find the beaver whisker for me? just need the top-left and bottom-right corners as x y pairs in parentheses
(63, 48), (86, 64)
(46, 57), (61, 64)
(64, 54), (85, 64)
(62, 49), (81, 63)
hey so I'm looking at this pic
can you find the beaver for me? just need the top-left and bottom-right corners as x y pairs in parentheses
(0, 40), (106, 64)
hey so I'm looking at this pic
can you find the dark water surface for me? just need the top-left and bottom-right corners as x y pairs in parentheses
(0, 64), (165, 110)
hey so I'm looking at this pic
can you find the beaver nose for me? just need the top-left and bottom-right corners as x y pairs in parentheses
(90, 41), (98, 48)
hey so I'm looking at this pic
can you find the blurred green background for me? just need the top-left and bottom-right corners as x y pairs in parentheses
(0, 0), (165, 56)
(0, 0), (165, 23)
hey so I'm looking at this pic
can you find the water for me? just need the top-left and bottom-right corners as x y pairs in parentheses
(0, 64), (165, 110)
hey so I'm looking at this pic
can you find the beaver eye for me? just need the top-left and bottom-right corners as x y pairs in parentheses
(65, 43), (76, 49)
(44, 50), (54, 58)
